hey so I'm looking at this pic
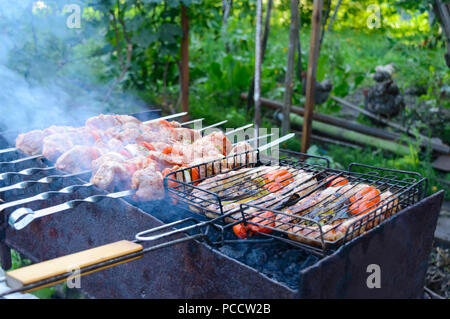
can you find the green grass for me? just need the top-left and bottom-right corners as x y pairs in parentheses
(7, 250), (56, 299)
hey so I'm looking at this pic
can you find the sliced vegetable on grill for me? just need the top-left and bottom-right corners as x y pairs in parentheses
(325, 175), (349, 187)
(233, 211), (276, 239)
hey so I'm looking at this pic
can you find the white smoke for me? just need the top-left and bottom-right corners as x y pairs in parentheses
(0, 0), (147, 139)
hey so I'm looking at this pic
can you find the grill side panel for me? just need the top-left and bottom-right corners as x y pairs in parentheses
(297, 190), (443, 298)
(4, 197), (296, 299)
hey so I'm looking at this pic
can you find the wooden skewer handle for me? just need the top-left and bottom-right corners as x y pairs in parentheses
(5, 240), (143, 290)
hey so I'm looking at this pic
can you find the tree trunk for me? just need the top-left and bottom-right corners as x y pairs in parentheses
(318, 0), (331, 53)
(180, 4), (189, 121)
(282, 0), (299, 135)
(434, 0), (450, 67)
(296, 4), (302, 82)
(254, 0), (263, 137)
(327, 0), (343, 32)
(247, 0), (273, 111)
(222, 0), (233, 52)
(301, 0), (323, 153)
(222, 0), (232, 26)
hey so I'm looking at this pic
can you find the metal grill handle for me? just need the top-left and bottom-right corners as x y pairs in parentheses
(0, 166), (55, 181)
(0, 170), (90, 194)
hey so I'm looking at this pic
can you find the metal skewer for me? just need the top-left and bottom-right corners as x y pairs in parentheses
(9, 189), (136, 231)
(0, 147), (19, 155)
(198, 120), (228, 132)
(225, 124), (253, 136)
(0, 155), (44, 169)
(0, 182), (93, 213)
(0, 170), (90, 195)
(0, 166), (56, 181)
(180, 118), (204, 126)
(143, 112), (187, 124)
(231, 133), (273, 146)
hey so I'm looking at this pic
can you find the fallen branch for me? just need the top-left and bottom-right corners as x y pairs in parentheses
(288, 113), (411, 156)
(330, 95), (450, 154)
(241, 93), (450, 154)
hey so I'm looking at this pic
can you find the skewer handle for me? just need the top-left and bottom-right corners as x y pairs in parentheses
(4, 240), (143, 292)
(8, 189), (136, 230)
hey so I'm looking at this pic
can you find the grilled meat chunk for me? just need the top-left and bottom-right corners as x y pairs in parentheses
(15, 130), (45, 155)
(227, 141), (256, 166)
(55, 146), (103, 173)
(131, 163), (165, 201)
(42, 134), (76, 162)
(15, 126), (76, 155)
(85, 114), (139, 131)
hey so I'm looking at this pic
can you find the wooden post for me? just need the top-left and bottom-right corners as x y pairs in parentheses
(246, 0), (273, 111)
(254, 0), (263, 139)
(180, 4), (189, 122)
(282, 0), (299, 136)
(301, 0), (323, 153)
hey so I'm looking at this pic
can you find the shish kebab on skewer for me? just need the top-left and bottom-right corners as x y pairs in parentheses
(8, 134), (295, 230)
(1, 112), (203, 170)
(0, 117), (220, 181)
(0, 133), (273, 208)
(1, 108), (258, 197)
(2, 112), (189, 157)
(1, 120), (254, 202)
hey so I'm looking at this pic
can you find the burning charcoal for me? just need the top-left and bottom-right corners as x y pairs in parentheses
(284, 262), (299, 276)
(264, 260), (279, 273)
(245, 249), (268, 266)
(218, 244), (249, 261)
(301, 255), (320, 270)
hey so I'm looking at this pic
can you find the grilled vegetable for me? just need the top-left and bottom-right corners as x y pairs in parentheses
(325, 176), (349, 187)
(348, 188), (381, 215)
(263, 169), (294, 193)
(139, 141), (156, 151)
(233, 211), (276, 239)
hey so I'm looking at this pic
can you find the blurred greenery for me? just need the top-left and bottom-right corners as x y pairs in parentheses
(9, 249), (56, 299)
(1, 0), (449, 198)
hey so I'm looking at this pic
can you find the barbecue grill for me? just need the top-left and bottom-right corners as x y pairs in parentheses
(0, 111), (444, 298)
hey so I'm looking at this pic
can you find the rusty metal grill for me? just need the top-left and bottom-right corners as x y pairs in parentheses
(0, 110), (441, 299)
(165, 149), (427, 255)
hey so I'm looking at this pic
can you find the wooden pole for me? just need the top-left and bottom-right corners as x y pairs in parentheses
(330, 95), (450, 153)
(301, 0), (323, 153)
(282, 0), (299, 135)
(291, 113), (411, 156)
(254, 0), (263, 140)
(246, 0), (273, 111)
(180, 4), (189, 122)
